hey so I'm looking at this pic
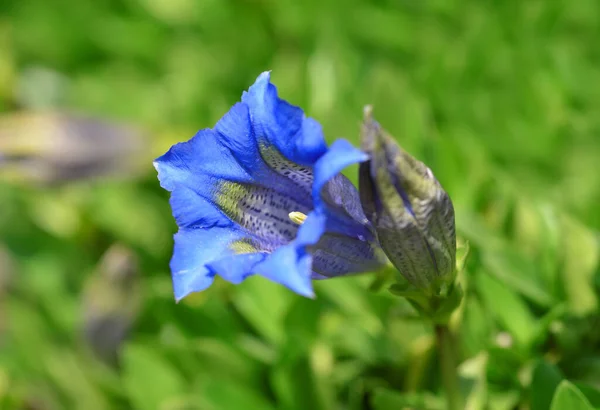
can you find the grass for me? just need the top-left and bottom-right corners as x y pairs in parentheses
(0, 0), (599, 409)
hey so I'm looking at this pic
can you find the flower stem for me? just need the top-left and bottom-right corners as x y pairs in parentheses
(434, 324), (462, 410)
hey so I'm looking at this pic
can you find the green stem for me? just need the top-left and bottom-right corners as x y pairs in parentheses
(434, 324), (462, 410)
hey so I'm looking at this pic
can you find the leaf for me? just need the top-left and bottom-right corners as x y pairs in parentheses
(269, 330), (338, 410)
(370, 387), (442, 409)
(550, 381), (594, 410)
(461, 296), (492, 356)
(477, 273), (536, 348)
(486, 347), (524, 387)
(458, 213), (554, 307)
(122, 343), (186, 410)
(199, 378), (276, 410)
(459, 353), (488, 410)
(573, 383), (600, 408)
(347, 379), (367, 410)
(487, 390), (521, 410)
(559, 215), (599, 316)
(283, 297), (323, 346)
(482, 248), (554, 307)
(270, 353), (328, 410)
(192, 338), (263, 391)
(44, 351), (111, 410)
(0, 368), (8, 402)
(232, 276), (292, 344)
(531, 360), (563, 410)
(317, 276), (384, 335)
(88, 184), (171, 256)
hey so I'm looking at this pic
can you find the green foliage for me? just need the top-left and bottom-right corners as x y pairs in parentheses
(1, 0), (599, 409)
(550, 381), (594, 410)
(531, 361), (564, 410)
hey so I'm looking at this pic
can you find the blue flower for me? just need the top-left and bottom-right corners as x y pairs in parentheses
(155, 72), (385, 300)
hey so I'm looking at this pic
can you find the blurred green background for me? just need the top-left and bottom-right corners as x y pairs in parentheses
(0, 0), (599, 409)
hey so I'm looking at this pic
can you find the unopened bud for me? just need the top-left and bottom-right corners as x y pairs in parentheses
(359, 107), (456, 296)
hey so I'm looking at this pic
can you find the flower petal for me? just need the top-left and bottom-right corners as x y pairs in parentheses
(207, 252), (266, 285)
(171, 227), (275, 300)
(307, 139), (387, 277)
(242, 71), (327, 165)
(166, 184), (232, 229)
(312, 139), (374, 240)
(170, 227), (243, 301)
(311, 233), (385, 278)
(312, 139), (368, 207)
(253, 211), (327, 297)
(214, 95), (314, 202)
(154, 128), (252, 189)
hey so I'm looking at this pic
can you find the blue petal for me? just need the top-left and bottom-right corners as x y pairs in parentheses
(312, 139), (369, 209)
(311, 234), (385, 277)
(322, 174), (370, 233)
(171, 227), (272, 300)
(214, 101), (314, 205)
(207, 253), (266, 285)
(253, 212), (327, 297)
(242, 71), (327, 165)
(311, 139), (374, 239)
(166, 185), (232, 229)
(170, 227), (242, 301)
(213, 102), (260, 173)
(153, 128), (247, 230)
(307, 139), (387, 276)
(154, 128), (252, 189)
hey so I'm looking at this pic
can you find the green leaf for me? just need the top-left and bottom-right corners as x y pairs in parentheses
(574, 383), (600, 408)
(531, 360), (564, 410)
(317, 276), (384, 336)
(370, 388), (442, 410)
(232, 276), (292, 344)
(283, 297), (323, 345)
(44, 351), (111, 410)
(192, 338), (263, 391)
(482, 248), (554, 307)
(461, 296), (492, 356)
(477, 273), (536, 348)
(550, 381), (594, 410)
(270, 332), (337, 410)
(199, 378), (276, 410)
(459, 353), (488, 410)
(271, 353), (328, 410)
(458, 214), (554, 307)
(513, 200), (563, 295)
(88, 184), (171, 256)
(486, 347), (524, 387)
(488, 391), (521, 410)
(121, 343), (186, 410)
(559, 216), (599, 316)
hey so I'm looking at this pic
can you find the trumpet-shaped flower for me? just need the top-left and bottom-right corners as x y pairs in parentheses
(155, 72), (385, 300)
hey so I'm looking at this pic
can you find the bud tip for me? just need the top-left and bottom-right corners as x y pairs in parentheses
(363, 105), (374, 121)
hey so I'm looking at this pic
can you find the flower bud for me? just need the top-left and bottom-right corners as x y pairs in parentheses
(359, 106), (456, 295)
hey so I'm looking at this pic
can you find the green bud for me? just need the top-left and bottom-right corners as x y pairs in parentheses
(359, 106), (456, 296)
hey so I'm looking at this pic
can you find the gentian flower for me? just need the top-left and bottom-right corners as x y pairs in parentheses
(155, 72), (385, 300)
(359, 106), (456, 296)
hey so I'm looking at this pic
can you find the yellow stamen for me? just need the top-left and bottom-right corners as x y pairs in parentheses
(288, 211), (308, 225)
